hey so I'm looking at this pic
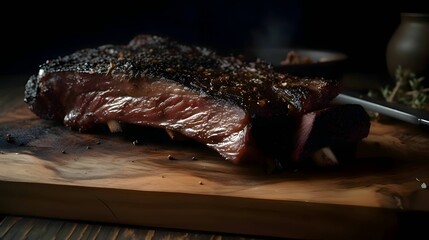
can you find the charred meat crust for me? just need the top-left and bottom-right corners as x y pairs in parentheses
(25, 35), (340, 119)
(24, 75), (39, 104)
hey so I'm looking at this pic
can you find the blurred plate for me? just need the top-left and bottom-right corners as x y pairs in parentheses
(248, 48), (347, 79)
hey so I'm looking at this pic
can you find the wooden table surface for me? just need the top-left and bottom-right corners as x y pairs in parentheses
(0, 216), (269, 240)
(1, 75), (429, 239)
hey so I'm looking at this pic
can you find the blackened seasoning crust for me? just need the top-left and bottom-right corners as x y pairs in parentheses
(25, 35), (341, 164)
(26, 35), (340, 118)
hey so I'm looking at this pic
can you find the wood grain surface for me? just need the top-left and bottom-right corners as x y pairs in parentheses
(0, 216), (262, 240)
(1, 76), (429, 239)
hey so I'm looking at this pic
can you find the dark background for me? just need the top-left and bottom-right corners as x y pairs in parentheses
(1, 0), (427, 79)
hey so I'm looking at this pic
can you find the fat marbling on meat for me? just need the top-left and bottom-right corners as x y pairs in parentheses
(25, 35), (352, 166)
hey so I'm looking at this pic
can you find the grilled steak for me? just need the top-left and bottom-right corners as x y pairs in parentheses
(25, 35), (344, 165)
(292, 104), (370, 163)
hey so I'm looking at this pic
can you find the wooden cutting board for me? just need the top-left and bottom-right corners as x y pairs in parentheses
(1, 77), (429, 239)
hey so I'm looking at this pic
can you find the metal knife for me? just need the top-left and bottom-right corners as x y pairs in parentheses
(332, 91), (429, 126)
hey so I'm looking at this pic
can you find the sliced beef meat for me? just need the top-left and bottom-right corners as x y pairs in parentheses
(292, 104), (371, 163)
(26, 72), (262, 163)
(24, 35), (342, 165)
(250, 104), (370, 168)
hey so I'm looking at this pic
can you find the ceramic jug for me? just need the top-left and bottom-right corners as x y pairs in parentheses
(386, 13), (429, 81)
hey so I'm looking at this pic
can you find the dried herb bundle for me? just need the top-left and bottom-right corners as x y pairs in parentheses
(369, 66), (428, 109)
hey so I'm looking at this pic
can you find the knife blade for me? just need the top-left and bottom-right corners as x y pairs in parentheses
(332, 91), (429, 126)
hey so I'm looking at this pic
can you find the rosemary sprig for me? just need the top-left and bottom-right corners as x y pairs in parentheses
(369, 66), (428, 109)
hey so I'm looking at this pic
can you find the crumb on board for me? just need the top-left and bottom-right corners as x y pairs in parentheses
(415, 178), (427, 189)
(5, 133), (15, 143)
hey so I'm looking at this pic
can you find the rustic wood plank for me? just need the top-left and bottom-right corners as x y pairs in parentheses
(95, 225), (121, 240)
(68, 223), (90, 240)
(116, 228), (152, 240)
(55, 221), (79, 240)
(25, 218), (52, 240)
(43, 220), (65, 240)
(0, 182), (401, 239)
(1, 76), (429, 238)
(0, 217), (262, 240)
(1, 112), (429, 210)
(80, 224), (102, 239)
(0, 216), (21, 237)
(1, 217), (35, 240)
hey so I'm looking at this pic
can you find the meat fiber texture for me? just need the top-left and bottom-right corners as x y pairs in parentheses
(25, 35), (368, 168)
